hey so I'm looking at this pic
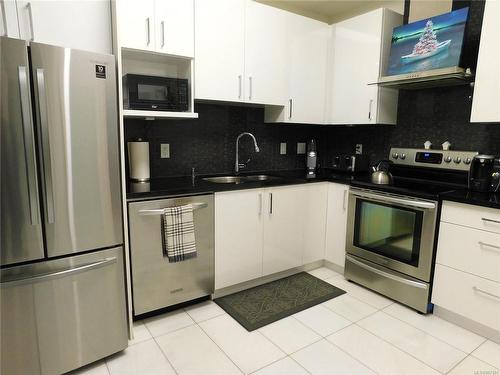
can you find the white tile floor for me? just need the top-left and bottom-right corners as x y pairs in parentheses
(72, 267), (500, 375)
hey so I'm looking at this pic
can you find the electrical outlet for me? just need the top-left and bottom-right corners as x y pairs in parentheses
(297, 142), (306, 155)
(280, 142), (287, 155)
(160, 143), (170, 158)
(355, 144), (363, 155)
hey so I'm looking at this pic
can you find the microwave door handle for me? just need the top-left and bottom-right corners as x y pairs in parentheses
(350, 191), (436, 210)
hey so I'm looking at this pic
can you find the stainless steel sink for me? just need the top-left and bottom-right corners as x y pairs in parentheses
(202, 176), (246, 184)
(202, 174), (282, 184)
(245, 175), (281, 181)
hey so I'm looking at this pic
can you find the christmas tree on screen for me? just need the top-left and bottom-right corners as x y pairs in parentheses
(412, 20), (439, 55)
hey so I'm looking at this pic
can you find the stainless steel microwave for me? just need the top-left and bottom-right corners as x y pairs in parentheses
(123, 74), (189, 111)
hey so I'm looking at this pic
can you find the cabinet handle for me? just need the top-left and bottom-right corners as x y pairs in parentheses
(343, 189), (348, 211)
(146, 17), (151, 46)
(258, 193), (262, 215)
(1, 0), (7, 36)
(161, 20), (165, 48)
(238, 75), (242, 99)
(478, 241), (500, 252)
(472, 286), (500, 301)
(27, 2), (34, 41)
(482, 217), (500, 225)
(269, 192), (273, 214)
(289, 99), (293, 119)
(368, 99), (373, 120)
(249, 76), (252, 100)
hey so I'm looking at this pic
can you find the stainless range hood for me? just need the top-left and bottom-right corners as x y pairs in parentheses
(373, 66), (473, 89)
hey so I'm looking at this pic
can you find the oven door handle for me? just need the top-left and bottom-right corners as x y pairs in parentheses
(346, 255), (429, 290)
(350, 191), (436, 210)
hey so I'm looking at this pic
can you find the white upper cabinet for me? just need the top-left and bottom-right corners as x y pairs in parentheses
(327, 8), (401, 125)
(244, 0), (287, 106)
(470, 0), (500, 123)
(1, 0), (20, 38)
(195, 0), (287, 106)
(195, 0), (245, 102)
(154, 0), (194, 57)
(117, 0), (156, 52)
(117, 0), (194, 57)
(265, 12), (329, 124)
(14, 0), (112, 53)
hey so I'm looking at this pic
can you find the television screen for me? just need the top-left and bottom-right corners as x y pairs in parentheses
(386, 7), (469, 76)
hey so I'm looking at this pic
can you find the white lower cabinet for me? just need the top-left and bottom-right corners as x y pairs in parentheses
(214, 189), (263, 290)
(215, 183), (329, 289)
(325, 183), (349, 268)
(433, 201), (500, 332)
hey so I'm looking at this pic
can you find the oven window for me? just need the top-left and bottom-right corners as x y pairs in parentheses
(137, 84), (168, 101)
(353, 200), (423, 266)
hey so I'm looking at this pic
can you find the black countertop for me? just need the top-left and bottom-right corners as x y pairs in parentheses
(440, 190), (500, 210)
(126, 169), (359, 200)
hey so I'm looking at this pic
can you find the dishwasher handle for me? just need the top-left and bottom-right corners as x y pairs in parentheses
(138, 202), (208, 215)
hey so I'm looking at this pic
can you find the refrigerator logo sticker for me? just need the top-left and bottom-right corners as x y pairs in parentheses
(95, 65), (106, 79)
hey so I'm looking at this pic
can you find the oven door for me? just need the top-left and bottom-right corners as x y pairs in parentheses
(346, 188), (438, 282)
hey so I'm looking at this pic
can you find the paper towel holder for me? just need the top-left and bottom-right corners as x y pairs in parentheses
(128, 138), (150, 182)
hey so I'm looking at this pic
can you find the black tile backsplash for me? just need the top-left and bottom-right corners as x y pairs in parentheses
(124, 0), (500, 179)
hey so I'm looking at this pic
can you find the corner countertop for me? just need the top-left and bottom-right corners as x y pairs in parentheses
(126, 169), (360, 200)
(439, 189), (500, 210)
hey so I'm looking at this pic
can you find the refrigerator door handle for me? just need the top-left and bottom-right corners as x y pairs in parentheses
(0, 257), (117, 288)
(35, 68), (55, 224)
(18, 65), (40, 225)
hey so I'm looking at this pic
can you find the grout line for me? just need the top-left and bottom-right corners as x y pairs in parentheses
(352, 318), (461, 374)
(196, 319), (247, 374)
(380, 306), (486, 355)
(150, 334), (179, 375)
(289, 355), (313, 374)
(444, 355), (471, 374)
(323, 338), (382, 375)
(470, 351), (500, 371)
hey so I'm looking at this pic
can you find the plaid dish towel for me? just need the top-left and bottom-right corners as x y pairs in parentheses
(161, 204), (197, 263)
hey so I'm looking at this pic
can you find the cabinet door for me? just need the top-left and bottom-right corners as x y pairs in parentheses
(263, 185), (305, 275)
(1, 0), (20, 38)
(325, 183), (349, 267)
(244, 0), (287, 106)
(195, 0), (245, 102)
(286, 13), (329, 124)
(471, 0), (500, 123)
(303, 183), (328, 264)
(155, 0), (194, 57)
(328, 9), (382, 125)
(215, 190), (264, 289)
(16, 0), (112, 53)
(117, 0), (155, 51)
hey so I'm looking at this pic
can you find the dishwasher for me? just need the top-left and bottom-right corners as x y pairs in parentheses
(128, 194), (214, 316)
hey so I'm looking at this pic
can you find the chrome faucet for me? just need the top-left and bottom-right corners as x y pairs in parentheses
(235, 132), (260, 174)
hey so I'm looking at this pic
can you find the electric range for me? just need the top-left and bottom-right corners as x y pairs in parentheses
(344, 147), (478, 313)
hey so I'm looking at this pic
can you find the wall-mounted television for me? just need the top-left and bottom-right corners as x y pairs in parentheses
(386, 7), (469, 76)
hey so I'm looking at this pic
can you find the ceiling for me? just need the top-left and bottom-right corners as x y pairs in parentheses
(258, 0), (405, 24)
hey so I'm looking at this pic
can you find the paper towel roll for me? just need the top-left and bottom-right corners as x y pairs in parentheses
(128, 140), (150, 181)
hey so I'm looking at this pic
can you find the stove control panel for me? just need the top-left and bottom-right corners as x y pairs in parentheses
(389, 148), (479, 171)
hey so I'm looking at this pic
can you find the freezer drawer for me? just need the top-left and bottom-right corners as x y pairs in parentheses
(129, 195), (215, 315)
(0, 247), (128, 375)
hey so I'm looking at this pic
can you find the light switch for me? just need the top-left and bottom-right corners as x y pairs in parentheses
(160, 143), (170, 158)
(280, 142), (287, 155)
(297, 142), (306, 155)
(356, 144), (363, 155)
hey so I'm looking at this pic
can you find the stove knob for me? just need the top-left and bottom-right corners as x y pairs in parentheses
(464, 157), (472, 165)
(444, 156), (452, 163)
(400, 153), (406, 160)
(453, 157), (461, 164)
(392, 152), (399, 160)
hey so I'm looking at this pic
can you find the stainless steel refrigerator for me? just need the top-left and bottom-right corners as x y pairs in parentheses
(1, 37), (127, 375)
